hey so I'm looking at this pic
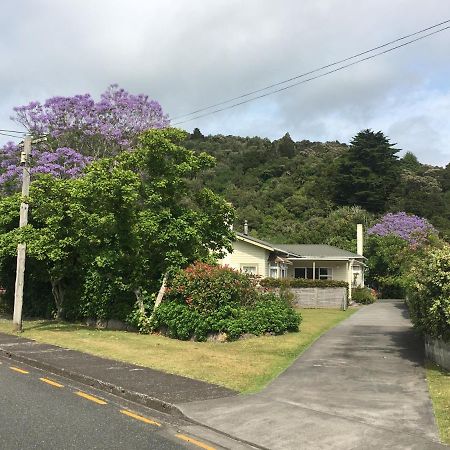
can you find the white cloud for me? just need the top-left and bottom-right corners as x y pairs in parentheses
(1, 0), (449, 165)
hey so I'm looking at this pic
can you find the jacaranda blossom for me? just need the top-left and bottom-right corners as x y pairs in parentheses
(0, 85), (170, 191)
(367, 212), (436, 246)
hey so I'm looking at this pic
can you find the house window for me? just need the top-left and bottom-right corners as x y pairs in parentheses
(294, 267), (332, 280)
(295, 267), (314, 279)
(269, 266), (278, 278)
(241, 265), (257, 275)
(318, 267), (332, 280)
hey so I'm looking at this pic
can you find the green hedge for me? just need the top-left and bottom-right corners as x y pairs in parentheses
(260, 278), (348, 289)
(151, 294), (301, 341)
(407, 246), (450, 342)
(150, 262), (301, 341)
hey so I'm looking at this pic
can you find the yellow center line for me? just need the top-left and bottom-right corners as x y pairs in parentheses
(120, 409), (161, 427)
(10, 366), (29, 374)
(40, 377), (64, 388)
(176, 434), (216, 450)
(75, 391), (107, 405)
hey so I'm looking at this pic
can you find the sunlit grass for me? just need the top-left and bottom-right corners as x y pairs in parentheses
(426, 362), (450, 444)
(0, 308), (356, 392)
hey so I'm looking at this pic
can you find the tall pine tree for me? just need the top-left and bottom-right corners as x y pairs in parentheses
(334, 129), (400, 213)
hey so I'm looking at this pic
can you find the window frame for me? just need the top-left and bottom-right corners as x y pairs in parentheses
(240, 264), (258, 275)
(294, 266), (333, 280)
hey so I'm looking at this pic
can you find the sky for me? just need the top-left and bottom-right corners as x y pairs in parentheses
(1, 0), (449, 166)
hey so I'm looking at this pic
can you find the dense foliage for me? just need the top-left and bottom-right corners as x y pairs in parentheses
(334, 130), (400, 213)
(149, 263), (301, 341)
(366, 212), (440, 297)
(259, 278), (348, 289)
(407, 245), (450, 342)
(351, 287), (376, 305)
(184, 129), (450, 244)
(0, 129), (235, 320)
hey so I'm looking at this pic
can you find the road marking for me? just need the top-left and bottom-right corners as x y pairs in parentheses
(75, 391), (107, 405)
(40, 377), (64, 388)
(120, 409), (161, 427)
(10, 366), (29, 374)
(176, 434), (216, 450)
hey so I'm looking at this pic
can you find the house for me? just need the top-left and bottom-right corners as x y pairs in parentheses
(218, 223), (366, 298)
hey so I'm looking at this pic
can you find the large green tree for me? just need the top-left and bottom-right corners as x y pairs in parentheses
(0, 128), (235, 320)
(333, 129), (400, 213)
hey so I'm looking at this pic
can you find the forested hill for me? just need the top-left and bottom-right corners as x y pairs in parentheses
(183, 129), (450, 251)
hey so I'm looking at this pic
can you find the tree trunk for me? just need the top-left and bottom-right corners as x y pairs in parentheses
(134, 288), (145, 314)
(150, 273), (167, 321)
(51, 278), (65, 319)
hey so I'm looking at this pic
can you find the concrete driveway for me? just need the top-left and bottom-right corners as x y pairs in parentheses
(179, 300), (446, 449)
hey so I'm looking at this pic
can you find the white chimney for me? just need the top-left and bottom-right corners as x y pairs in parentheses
(357, 224), (363, 256)
(244, 220), (248, 235)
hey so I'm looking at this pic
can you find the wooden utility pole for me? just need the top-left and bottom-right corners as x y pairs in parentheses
(12, 135), (32, 332)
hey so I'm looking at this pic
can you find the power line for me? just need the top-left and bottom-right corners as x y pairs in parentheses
(0, 129), (26, 134)
(172, 18), (450, 121)
(172, 21), (450, 125)
(0, 132), (24, 139)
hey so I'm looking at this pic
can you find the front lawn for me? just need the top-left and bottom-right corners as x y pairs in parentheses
(0, 308), (355, 392)
(426, 362), (450, 444)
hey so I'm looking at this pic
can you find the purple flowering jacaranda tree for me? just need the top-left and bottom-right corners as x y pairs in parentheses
(367, 212), (436, 246)
(0, 85), (169, 191)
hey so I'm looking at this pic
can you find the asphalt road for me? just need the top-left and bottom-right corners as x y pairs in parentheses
(0, 356), (215, 450)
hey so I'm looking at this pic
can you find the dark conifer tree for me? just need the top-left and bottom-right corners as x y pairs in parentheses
(334, 129), (400, 213)
(277, 132), (295, 158)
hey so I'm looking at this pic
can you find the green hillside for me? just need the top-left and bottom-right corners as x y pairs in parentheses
(183, 128), (450, 251)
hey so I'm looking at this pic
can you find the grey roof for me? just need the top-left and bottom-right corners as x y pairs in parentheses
(235, 232), (289, 253)
(236, 232), (363, 259)
(276, 244), (362, 259)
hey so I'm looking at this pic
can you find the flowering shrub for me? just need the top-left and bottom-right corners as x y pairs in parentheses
(165, 262), (259, 313)
(407, 245), (450, 342)
(150, 262), (301, 341)
(367, 212), (436, 246)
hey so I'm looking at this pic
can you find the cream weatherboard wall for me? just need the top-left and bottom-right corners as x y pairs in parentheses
(218, 239), (270, 277)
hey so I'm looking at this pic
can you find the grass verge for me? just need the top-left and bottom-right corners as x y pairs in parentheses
(426, 362), (450, 444)
(0, 308), (356, 392)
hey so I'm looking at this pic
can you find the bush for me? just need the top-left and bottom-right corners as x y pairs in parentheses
(260, 278), (348, 289)
(407, 246), (450, 342)
(150, 262), (301, 341)
(151, 293), (301, 342)
(351, 287), (376, 304)
(165, 262), (260, 312)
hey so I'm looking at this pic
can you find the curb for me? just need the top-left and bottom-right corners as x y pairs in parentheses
(0, 345), (268, 449)
(0, 346), (185, 418)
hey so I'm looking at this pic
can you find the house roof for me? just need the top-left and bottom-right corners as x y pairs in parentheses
(275, 244), (363, 259)
(235, 232), (364, 260)
(235, 232), (290, 254)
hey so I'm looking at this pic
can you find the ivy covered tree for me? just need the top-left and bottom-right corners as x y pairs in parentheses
(334, 129), (401, 213)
